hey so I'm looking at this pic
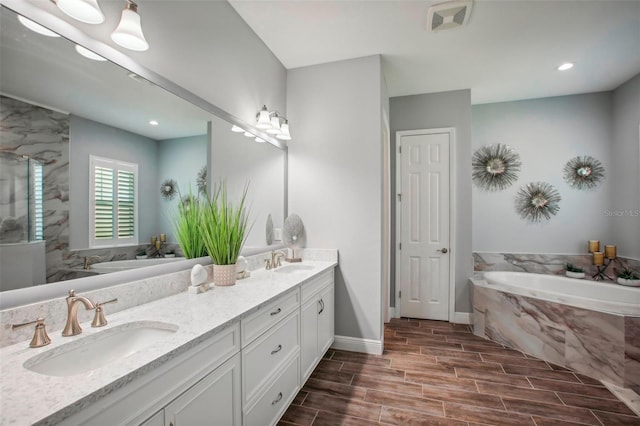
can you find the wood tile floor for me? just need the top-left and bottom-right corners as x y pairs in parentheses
(279, 318), (640, 426)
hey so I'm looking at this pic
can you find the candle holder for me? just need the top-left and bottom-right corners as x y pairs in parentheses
(149, 234), (166, 258)
(588, 240), (617, 281)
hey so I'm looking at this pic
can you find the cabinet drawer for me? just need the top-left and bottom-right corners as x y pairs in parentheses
(243, 311), (299, 404)
(241, 289), (300, 347)
(244, 355), (300, 426)
(301, 270), (333, 304)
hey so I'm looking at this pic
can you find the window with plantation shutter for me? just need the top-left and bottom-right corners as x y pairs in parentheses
(32, 161), (44, 241)
(89, 156), (138, 247)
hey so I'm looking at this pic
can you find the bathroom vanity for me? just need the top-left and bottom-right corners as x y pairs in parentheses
(0, 257), (336, 426)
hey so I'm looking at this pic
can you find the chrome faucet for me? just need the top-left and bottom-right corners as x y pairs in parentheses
(265, 250), (286, 270)
(62, 290), (96, 336)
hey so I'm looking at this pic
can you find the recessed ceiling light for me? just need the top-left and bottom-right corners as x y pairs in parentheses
(18, 16), (60, 38)
(149, 120), (159, 126)
(75, 45), (106, 61)
(558, 62), (574, 71)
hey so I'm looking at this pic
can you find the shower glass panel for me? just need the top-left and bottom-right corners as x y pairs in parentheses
(0, 152), (44, 243)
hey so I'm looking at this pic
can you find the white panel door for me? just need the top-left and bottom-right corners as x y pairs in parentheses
(398, 131), (450, 320)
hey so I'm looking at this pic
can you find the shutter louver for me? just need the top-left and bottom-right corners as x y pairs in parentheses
(117, 170), (135, 238)
(94, 166), (114, 239)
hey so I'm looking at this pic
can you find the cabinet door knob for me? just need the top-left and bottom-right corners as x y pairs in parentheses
(270, 308), (282, 316)
(271, 344), (282, 355)
(272, 392), (283, 405)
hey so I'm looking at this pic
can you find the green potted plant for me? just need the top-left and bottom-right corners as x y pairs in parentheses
(172, 190), (208, 259)
(135, 247), (147, 260)
(617, 268), (640, 287)
(565, 263), (585, 279)
(200, 181), (250, 286)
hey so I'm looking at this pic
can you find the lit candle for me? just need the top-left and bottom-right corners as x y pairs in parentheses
(155, 240), (161, 250)
(588, 240), (600, 253)
(605, 245), (617, 259)
(160, 233), (166, 242)
(151, 236), (157, 245)
(592, 251), (604, 266)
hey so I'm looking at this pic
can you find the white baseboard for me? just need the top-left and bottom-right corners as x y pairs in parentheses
(332, 335), (383, 355)
(387, 307), (396, 320)
(453, 312), (471, 324)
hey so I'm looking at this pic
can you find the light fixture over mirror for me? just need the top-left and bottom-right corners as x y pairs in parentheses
(17, 15), (60, 37)
(256, 105), (292, 141)
(54, 0), (105, 25)
(111, 0), (149, 52)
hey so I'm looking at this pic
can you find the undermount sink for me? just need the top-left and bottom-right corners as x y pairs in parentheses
(24, 321), (178, 377)
(274, 264), (315, 274)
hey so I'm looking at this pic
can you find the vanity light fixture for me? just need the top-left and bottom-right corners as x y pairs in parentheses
(55, 0), (105, 24)
(255, 105), (292, 140)
(75, 44), (107, 61)
(231, 125), (245, 132)
(558, 62), (574, 71)
(111, 0), (149, 52)
(18, 16), (60, 37)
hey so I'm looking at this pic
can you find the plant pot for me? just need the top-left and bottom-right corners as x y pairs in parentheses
(213, 264), (237, 286)
(165, 253), (175, 258)
(565, 271), (585, 279)
(617, 277), (640, 287)
(136, 255), (147, 260)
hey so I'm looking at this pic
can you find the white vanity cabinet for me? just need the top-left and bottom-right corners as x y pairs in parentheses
(300, 270), (335, 382)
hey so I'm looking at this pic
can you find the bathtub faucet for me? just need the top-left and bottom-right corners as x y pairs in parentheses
(83, 256), (102, 270)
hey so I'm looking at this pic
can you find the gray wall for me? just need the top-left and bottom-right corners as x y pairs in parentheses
(611, 73), (640, 260)
(69, 115), (158, 250)
(472, 92), (614, 254)
(157, 134), (208, 243)
(389, 90), (473, 313)
(287, 55), (384, 342)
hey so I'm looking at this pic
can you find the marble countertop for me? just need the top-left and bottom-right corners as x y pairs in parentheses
(0, 260), (337, 425)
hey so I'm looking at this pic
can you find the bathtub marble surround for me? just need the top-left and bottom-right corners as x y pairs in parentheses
(474, 251), (640, 281)
(471, 278), (640, 394)
(0, 253), (338, 424)
(0, 249), (337, 348)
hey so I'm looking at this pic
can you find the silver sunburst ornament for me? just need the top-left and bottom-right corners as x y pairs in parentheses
(472, 144), (522, 191)
(563, 156), (605, 190)
(515, 182), (562, 222)
(160, 178), (177, 200)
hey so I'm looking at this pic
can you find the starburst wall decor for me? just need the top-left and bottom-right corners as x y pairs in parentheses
(515, 182), (562, 223)
(472, 144), (522, 191)
(563, 156), (605, 190)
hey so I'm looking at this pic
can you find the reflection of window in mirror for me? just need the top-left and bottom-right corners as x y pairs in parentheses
(89, 155), (138, 247)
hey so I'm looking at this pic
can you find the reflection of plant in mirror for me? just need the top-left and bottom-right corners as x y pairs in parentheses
(472, 144), (522, 191)
(200, 181), (251, 265)
(172, 190), (207, 259)
(566, 263), (584, 273)
(197, 166), (207, 196)
(563, 156), (605, 190)
(618, 268), (639, 280)
(515, 182), (561, 222)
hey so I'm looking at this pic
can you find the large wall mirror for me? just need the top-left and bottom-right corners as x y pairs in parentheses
(0, 5), (286, 304)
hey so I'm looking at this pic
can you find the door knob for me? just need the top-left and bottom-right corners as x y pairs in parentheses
(438, 248), (448, 254)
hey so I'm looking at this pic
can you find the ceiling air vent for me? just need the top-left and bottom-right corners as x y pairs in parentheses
(427, 0), (473, 32)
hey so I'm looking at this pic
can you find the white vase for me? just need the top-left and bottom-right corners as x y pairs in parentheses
(617, 277), (640, 287)
(213, 264), (237, 286)
(565, 271), (585, 279)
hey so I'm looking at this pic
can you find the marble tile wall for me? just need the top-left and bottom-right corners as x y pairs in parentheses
(474, 252), (640, 281)
(472, 281), (639, 391)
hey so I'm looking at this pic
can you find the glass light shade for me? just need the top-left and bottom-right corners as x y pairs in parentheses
(56, 0), (105, 24)
(75, 45), (107, 61)
(255, 137), (266, 143)
(256, 106), (272, 129)
(276, 121), (292, 140)
(231, 125), (244, 132)
(111, 4), (149, 51)
(18, 16), (60, 37)
(266, 115), (281, 134)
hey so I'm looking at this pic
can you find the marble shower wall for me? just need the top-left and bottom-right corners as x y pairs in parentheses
(474, 252), (640, 280)
(472, 281), (640, 393)
(1, 96), (69, 283)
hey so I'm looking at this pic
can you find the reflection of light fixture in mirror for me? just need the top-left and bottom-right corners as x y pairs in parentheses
(243, 131), (254, 137)
(255, 137), (266, 143)
(276, 120), (291, 140)
(231, 125), (244, 132)
(18, 16), (60, 37)
(558, 62), (574, 71)
(111, 0), (149, 51)
(267, 113), (281, 134)
(149, 120), (159, 126)
(75, 45), (107, 61)
(55, 0), (105, 24)
(256, 105), (271, 129)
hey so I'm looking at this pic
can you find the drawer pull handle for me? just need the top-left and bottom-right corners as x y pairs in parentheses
(270, 308), (282, 316)
(271, 344), (282, 355)
(318, 299), (324, 314)
(272, 392), (283, 405)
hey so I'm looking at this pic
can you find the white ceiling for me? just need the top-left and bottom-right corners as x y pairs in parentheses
(229, 0), (640, 104)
